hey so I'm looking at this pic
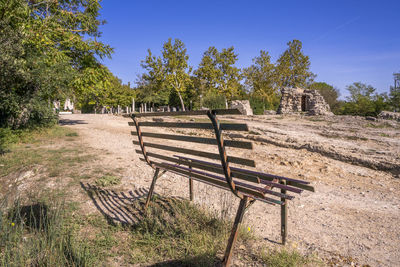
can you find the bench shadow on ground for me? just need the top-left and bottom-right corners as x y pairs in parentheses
(59, 119), (88, 125)
(79, 182), (223, 266)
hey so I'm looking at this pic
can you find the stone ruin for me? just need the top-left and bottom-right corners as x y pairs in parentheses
(230, 100), (253, 115)
(277, 87), (333, 116)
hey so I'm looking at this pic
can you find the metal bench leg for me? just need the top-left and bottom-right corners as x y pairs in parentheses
(144, 168), (160, 211)
(189, 163), (193, 201)
(280, 180), (288, 245)
(189, 178), (193, 201)
(222, 196), (249, 267)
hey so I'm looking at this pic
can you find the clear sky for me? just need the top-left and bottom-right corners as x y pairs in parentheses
(97, 0), (400, 97)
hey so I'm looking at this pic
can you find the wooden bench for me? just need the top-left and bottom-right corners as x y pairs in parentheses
(128, 109), (314, 266)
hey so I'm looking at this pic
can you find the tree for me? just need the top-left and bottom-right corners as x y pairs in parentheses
(243, 50), (278, 109)
(195, 46), (242, 102)
(309, 82), (340, 112)
(341, 82), (389, 116)
(275, 40), (315, 89)
(161, 38), (192, 110)
(140, 50), (169, 106)
(0, 0), (112, 128)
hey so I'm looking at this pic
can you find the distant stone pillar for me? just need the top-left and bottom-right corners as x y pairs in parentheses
(144, 103), (147, 113)
(132, 98), (135, 113)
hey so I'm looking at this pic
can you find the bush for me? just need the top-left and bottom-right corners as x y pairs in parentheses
(201, 92), (226, 110)
(0, 128), (18, 154)
(249, 95), (279, 115)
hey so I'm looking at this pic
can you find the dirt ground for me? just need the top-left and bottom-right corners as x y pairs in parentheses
(59, 113), (400, 267)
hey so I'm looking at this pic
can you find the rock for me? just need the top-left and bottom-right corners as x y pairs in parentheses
(378, 111), (400, 121)
(277, 87), (333, 116)
(263, 110), (276, 115)
(365, 116), (377, 121)
(230, 100), (253, 115)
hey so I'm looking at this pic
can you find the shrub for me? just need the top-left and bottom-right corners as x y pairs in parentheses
(201, 92), (226, 110)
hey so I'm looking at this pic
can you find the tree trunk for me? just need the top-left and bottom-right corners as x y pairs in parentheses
(177, 92), (185, 111)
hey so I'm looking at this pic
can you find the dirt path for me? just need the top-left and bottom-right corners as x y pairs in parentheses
(61, 114), (400, 267)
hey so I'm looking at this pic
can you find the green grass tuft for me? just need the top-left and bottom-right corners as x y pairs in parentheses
(95, 175), (121, 187)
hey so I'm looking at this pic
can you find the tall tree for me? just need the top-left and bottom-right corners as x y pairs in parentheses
(275, 40), (315, 89)
(0, 0), (112, 128)
(244, 50), (277, 107)
(195, 46), (242, 101)
(161, 38), (192, 110)
(194, 47), (220, 96)
(140, 50), (169, 105)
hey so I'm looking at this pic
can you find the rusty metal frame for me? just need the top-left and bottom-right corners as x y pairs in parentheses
(130, 110), (313, 266)
(207, 110), (243, 199)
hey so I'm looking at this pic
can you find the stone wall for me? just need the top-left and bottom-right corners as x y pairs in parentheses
(277, 87), (333, 116)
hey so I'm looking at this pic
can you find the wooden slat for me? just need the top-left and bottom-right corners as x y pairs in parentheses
(138, 151), (260, 184)
(138, 157), (278, 205)
(132, 109), (242, 118)
(131, 132), (253, 149)
(132, 141), (256, 167)
(175, 155), (313, 192)
(137, 122), (249, 131)
(153, 162), (283, 204)
(287, 181), (315, 192)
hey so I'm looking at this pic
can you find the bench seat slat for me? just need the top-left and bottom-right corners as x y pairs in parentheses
(151, 161), (284, 205)
(137, 122), (249, 131)
(159, 162), (293, 202)
(175, 155), (313, 192)
(169, 164), (294, 200)
(131, 131), (253, 149)
(136, 150), (304, 194)
(136, 151), (261, 184)
(132, 140), (256, 167)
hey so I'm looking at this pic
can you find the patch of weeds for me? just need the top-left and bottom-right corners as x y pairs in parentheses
(95, 175), (121, 187)
(258, 247), (317, 267)
(379, 133), (390, 137)
(65, 132), (78, 137)
(128, 197), (230, 265)
(0, 199), (99, 266)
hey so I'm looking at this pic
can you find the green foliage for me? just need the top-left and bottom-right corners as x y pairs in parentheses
(95, 175), (121, 187)
(244, 50), (277, 106)
(309, 82), (340, 112)
(201, 92), (227, 110)
(250, 95), (280, 115)
(195, 46), (242, 101)
(275, 40), (315, 89)
(339, 82), (390, 116)
(0, 0), (112, 127)
(140, 39), (192, 110)
(162, 38), (192, 110)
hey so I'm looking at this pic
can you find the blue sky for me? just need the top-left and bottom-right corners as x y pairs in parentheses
(98, 0), (400, 97)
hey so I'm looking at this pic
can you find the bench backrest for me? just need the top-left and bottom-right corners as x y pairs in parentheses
(129, 109), (313, 205)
